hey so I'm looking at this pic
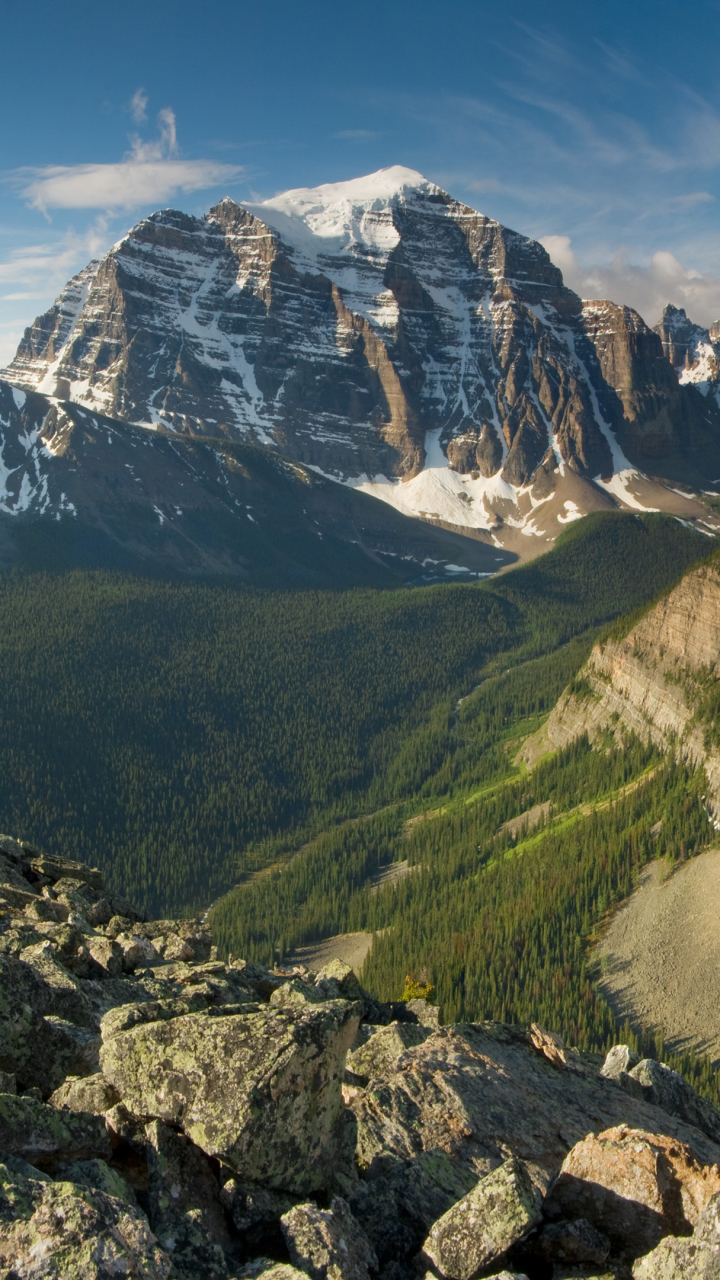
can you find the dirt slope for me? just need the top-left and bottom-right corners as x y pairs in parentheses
(596, 849), (720, 1062)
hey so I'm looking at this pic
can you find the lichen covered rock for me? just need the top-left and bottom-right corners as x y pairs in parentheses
(0, 1159), (171, 1279)
(101, 1000), (360, 1192)
(281, 1195), (378, 1280)
(421, 1156), (541, 1280)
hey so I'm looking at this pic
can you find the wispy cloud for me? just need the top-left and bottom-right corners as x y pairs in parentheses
(6, 108), (243, 212)
(331, 129), (380, 141)
(129, 88), (148, 124)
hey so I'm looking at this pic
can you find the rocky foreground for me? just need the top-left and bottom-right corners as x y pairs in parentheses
(1, 835), (720, 1278)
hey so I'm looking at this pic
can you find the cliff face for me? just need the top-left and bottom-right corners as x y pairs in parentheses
(521, 556), (720, 809)
(5, 168), (720, 547)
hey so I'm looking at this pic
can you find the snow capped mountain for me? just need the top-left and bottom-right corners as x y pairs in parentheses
(4, 167), (720, 558)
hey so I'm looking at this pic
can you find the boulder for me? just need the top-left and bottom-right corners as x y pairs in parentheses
(601, 1045), (640, 1079)
(239, 1266), (309, 1280)
(281, 1196), (378, 1280)
(347, 1024), (720, 1183)
(633, 1190), (720, 1278)
(49, 1072), (121, 1115)
(100, 999), (360, 1193)
(346, 1022), (431, 1080)
(0, 1159), (171, 1279)
(348, 1149), (477, 1265)
(145, 1118), (232, 1279)
(220, 1177), (296, 1253)
(535, 1217), (612, 1266)
(0, 1093), (111, 1171)
(629, 1060), (720, 1145)
(58, 1157), (137, 1205)
(544, 1126), (720, 1260)
(421, 1156), (541, 1280)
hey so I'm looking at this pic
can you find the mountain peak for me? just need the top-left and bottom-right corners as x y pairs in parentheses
(239, 166), (450, 260)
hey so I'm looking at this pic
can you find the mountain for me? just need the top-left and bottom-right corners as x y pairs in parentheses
(4, 166), (720, 559)
(521, 548), (720, 812)
(0, 377), (512, 584)
(654, 303), (720, 407)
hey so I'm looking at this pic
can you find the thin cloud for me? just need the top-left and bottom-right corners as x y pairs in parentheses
(129, 88), (148, 123)
(541, 233), (720, 329)
(7, 109), (243, 212)
(332, 129), (380, 140)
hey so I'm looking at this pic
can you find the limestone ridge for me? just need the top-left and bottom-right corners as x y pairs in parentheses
(520, 551), (720, 816)
(4, 831), (720, 1276)
(5, 166), (720, 554)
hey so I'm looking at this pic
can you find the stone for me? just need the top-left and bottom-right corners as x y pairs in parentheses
(49, 1072), (121, 1115)
(85, 935), (123, 978)
(100, 999), (360, 1193)
(633, 1190), (720, 1278)
(239, 1265), (309, 1280)
(0, 1093), (111, 1171)
(58, 1157), (137, 1205)
(0, 1159), (172, 1279)
(421, 1156), (541, 1280)
(404, 999), (442, 1028)
(629, 1060), (720, 1145)
(601, 1045), (640, 1079)
(544, 1126), (720, 1260)
(346, 1021), (431, 1080)
(281, 1196), (378, 1280)
(348, 1149), (477, 1266)
(314, 961), (366, 1003)
(529, 1022), (568, 1068)
(535, 1218), (612, 1266)
(145, 1119), (232, 1279)
(219, 1177), (296, 1253)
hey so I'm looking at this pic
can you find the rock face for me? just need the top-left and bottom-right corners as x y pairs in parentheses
(655, 303), (720, 406)
(520, 554), (720, 810)
(4, 831), (720, 1276)
(5, 167), (720, 549)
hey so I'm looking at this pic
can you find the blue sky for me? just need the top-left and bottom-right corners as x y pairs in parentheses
(3, 0), (720, 364)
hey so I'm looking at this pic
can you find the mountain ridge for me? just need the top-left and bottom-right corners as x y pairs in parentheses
(5, 167), (720, 562)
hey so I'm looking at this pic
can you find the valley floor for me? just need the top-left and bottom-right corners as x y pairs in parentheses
(597, 849), (720, 1063)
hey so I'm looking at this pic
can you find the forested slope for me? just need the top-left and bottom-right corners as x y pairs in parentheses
(0, 511), (709, 917)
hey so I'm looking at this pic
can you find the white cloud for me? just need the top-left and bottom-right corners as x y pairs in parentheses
(129, 88), (148, 124)
(7, 108), (243, 212)
(541, 234), (720, 329)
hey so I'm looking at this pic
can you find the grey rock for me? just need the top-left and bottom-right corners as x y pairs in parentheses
(421, 1157), (541, 1280)
(58, 1157), (137, 1205)
(220, 1176), (296, 1252)
(629, 1060), (720, 1144)
(601, 1045), (640, 1079)
(0, 1092), (111, 1171)
(100, 999), (360, 1193)
(348, 1149), (477, 1265)
(281, 1196), (378, 1280)
(536, 1218), (612, 1266)
(0, 1158), (172, 1278)
(49, 1072), (121, 1115)
(145, 1118), (232, 1279)
(404, 999), (442, 1028)
(346, 1021), (431, 1079)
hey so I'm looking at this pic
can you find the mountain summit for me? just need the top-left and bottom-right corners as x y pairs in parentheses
(4, 167), (720, 554)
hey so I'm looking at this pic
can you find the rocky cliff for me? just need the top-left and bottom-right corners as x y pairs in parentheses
(4, 167), (720, 553)
(520, 552), (720, 812)
(3, 830), (720, 1278)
